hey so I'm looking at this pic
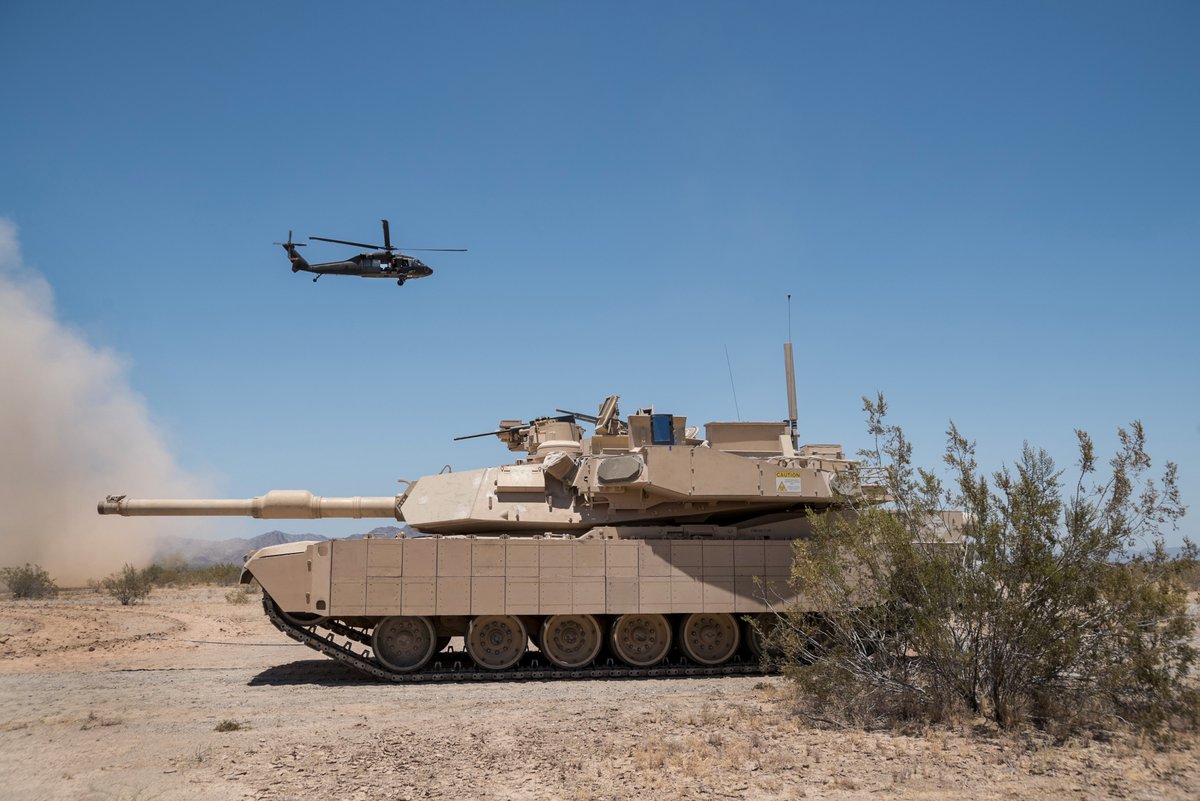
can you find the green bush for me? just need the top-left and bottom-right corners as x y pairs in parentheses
(142, 559), (241, 587)
(774, 394), (1197, 737)
(189, 563), (242, 586)
(102, 563), (153, 606)
(0, 563), (59, 599)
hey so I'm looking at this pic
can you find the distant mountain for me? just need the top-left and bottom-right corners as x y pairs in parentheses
(155, 524), (420, 566)
(249, 530), (328, 548)
(346, 525), (410, 541)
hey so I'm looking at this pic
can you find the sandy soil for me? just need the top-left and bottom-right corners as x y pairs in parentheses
(0, 586), (1196, 801)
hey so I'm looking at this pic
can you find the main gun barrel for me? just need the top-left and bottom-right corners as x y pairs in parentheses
(97, 490), (402, 520)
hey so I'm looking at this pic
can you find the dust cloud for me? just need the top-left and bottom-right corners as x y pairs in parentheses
(0, 218), (210, 585)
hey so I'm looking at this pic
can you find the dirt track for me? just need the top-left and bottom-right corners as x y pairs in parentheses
(1, 587), (1197, 801)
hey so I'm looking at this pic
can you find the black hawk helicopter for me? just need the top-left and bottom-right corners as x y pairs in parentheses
(276, 219), (465, 285)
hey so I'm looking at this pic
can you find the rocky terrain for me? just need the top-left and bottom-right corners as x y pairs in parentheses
(0, 587), (1196, 800)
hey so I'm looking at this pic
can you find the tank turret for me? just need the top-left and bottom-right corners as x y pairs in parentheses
(100, 396), (868, 539)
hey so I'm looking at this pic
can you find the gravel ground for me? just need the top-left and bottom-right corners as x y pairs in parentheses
(1, 587), (1197, 801)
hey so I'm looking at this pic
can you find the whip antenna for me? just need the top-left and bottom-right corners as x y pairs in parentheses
(724, 344), (742, 421)
(784, 294), (798, 448)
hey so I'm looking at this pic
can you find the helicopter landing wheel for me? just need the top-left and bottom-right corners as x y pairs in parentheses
(396, 278), (406, 286)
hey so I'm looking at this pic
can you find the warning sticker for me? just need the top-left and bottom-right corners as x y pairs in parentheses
(775, 471), (802, 493)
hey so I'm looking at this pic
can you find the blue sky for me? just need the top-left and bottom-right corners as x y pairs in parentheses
(2, 1), (1197, 545)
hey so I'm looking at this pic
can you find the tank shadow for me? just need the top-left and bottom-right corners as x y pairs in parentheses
(248, 659), (381, 686)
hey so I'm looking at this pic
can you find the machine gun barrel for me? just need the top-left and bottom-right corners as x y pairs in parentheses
(452, 424), (530, 442)
(453, 414), (579, 442)
(97, 490), (401, 520)
(554, 408), (599, 424)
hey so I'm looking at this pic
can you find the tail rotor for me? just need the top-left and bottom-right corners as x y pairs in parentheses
(273, 230), (308, 251)
(274, 230), (308, 272)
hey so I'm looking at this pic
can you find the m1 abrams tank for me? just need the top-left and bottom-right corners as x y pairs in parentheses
(99, 374), (879, 681)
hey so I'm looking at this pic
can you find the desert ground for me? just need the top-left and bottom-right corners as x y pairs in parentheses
(1, 586), (1196, 801)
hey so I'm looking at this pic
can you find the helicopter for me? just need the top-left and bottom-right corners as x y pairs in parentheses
(275, 219), (465, 285)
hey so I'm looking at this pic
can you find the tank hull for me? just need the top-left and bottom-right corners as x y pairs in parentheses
(245, 536), (801, 619)
(242, 534), (802, 679)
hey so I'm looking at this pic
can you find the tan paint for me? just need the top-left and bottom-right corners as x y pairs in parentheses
(98, 489), (397, 519)
(98, 394), (949, 671)
(275, 536), (798, 618)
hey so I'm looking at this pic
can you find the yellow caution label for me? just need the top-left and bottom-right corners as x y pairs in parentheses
(775, 471), (802, 493)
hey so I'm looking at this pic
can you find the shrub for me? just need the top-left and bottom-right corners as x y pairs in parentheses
(142, 559), (241, 587)
(102, 563), (153, 606)
(0, 563), (59, 599)
(224, 586), (252, 605)
(189, 562), (242, 586)
(774, 394), (1196, 736)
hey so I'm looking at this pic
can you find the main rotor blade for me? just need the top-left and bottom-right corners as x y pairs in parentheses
(309, 236), (384, 249)
(397, 247), (468, 252)
(381, 219), (392, 250)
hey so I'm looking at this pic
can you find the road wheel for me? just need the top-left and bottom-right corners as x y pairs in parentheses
(610, 614), (671, 667)
(540, 615), (603, 669)
(372, 616), (436, 673)
(466, 615), (527, 670)
(678, 612), (739, 665)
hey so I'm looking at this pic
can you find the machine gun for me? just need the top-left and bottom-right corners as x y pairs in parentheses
(452, 414), (578, 442)
(453, 414), (586, 456)
(556, 395), (626, 435)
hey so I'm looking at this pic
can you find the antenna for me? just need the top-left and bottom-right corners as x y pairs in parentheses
(782, 293), (792, 345)
(724, 344), (742, 421)
(784, 294), (798, 448)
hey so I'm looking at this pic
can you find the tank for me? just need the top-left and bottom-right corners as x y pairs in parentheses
(98, 365), (883, 680)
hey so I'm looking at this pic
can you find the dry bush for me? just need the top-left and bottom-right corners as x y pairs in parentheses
(102, 563), (152, 606)
(80, 711), (122, 730)
(624, 701), (815, 797)
(0, 563), (59, 599)
(774, 394), (1198, 738)
(224, 586), (253, 605)
(1179, 560), (1200, 592)
(142, 559), (241, 587)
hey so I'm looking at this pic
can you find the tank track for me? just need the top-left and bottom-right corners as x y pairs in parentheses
(263, 594), (770, 683)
